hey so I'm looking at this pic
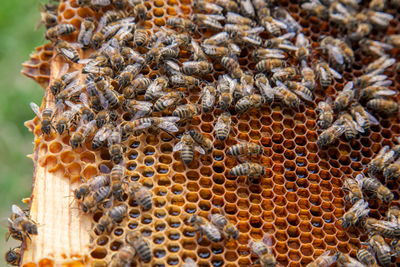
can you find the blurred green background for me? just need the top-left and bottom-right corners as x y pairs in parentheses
(0, 0), (45, 262)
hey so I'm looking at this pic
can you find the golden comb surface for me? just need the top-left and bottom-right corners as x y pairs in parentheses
(17, 0), (400, 266)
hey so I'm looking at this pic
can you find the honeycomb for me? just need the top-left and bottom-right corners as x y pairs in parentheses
(15, 0), (400, 266)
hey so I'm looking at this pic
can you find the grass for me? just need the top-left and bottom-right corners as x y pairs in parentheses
(0, 0), (45, 262)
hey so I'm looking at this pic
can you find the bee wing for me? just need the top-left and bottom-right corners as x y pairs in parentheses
(133, 121), (152, 130)
(157, 121), (179, 132)
(65, 100), (82, 113)
(183, 258), (196, 265)
(355, 174), (364, 188)
(294, 89), (313, 102)
(59, 63), (70, 76)
(173, 141), (183, 152)
(160, 116), (181, 123)
(329, 67), (343, 79)
(278, 43), (298, 51)
(246, 26), (265, 35)
(201, 223), (221, 240)
(205, 14), (225, 21)
(195, 145), (205, 155)
(364, 111), (379, 125)
(99, 164), (111, 174)
(262, 233), (273, 247)
(378, 145), (391, 157)
(348, 199), (368, 214)
(375, 89), (397, 97)
(59, 48), (75, 59)
(383, 150), (395, 162)
(79, 93), (90, 108)
(83, 120), (97, 136)
(30, 102), (41, 118)
(295, 33), (308, 48)
(11, 205), (27, 219)
(327, 44), (344, 64)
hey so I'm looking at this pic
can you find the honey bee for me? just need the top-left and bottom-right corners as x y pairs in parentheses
(360, 38), (393, 57)
(108, 129), (124, 164)
(316, 98), (333, 129)
(300, 61), (316, 91)
(215, 112), (232, 140)
(182, 258), (198, 267)
(74, 175), (110, 201)
(122, 100), (153, 120)
(121, 116), (180, 138)
(219, 56), (242, 78)
(252, 48), (285, 60)
(194, 0), (223, 14)
(387, 206), (400, 224)
(226, 12), (254, 25)
(7, 205), (38, 241)
(271, 67), (297, 83)
(360, 85), (396, 101)
(193, 14), (224, 31)
(117, 63), (144, 88)
(128, 0), (148, 20)
(189, 128), (213, 153)
(301, 0), (329, 19)
(30, 102), (54, 135)
(144, 76), (169, 101)
(230, 163), (265, 179)
(170, 74), (200, 89)
(366, 56), (396, 74)
(96, 79), (122, 110)
(317, 123), (345, 147)
(173, 104), (198, 120)
(109, 244), (135, 267)
(66, 93), (95, 122)
(96, 204), (128, 233)
(273, 81), (301, 109)
(153, 91), (184, 112)
(254, 73), (274, 104)
(50, 63), (79, 97)
(181, 61), (213, 76)
(120, 47), (146, 65)
(189, 214), (221, 242)
(366, 10), (393, 28)
(367, 98), (399, 115)
(336, 252), (366, 267)
(91, 123), (113, 150)
(45, 23), (76, 40)
(249, 234), (277, 267)
(209, 212), (239, 240)
(70, 119), (97, 149)
(161, 32), (191, 47)
(295, 33), (310, 61)
(55, 40), (80, 63)
(306, 251), (338, 267)
(364, 218), (400, 239)
(173, 132), (205, 163)
(81, 186), (111, 213)
(384, 158), (400, 181)
(357, 174), (394, 203)
(55, 103), (77, 135)
(97, 10), (125, 30)
(366, 234), (392, 266)
(235, 94), (264, 113)
(321, 37), (354, 67)
(264, 33), (298, 51)
(343, 175), (364, 205)
(354, 69), (389, 88)
(239, 0), (255, 17)
(285, 81), (313, 102)
(333, 82), (354, 111)
(77, 0), (111, 7)
(338, 112), (364, 140)
(384, 34), (400, 48)
(233, 28), (263, 47)
(214, 0), (239, 12)
(201, 44), (230, 58)
(123, 76), (151, 99)
(128, 182), (153, 210)
(5, 247), (21, 266)
(356, 248), (378, 267)
(273, 7), (302, 33)
(350, 104), (379, 132)
(255, 59), (286, 73)
(126, 231), (152, 262)
(216, 75), (234, 109)
(339, 199), (370, 229)
(133, 29), (149, 47)
(190, 39), (207, 61)
(36, 3), (58, 30)
(100, 38), (125, 71)
(368, 146), (395, 176)
(200, 84), (217, 112)
(167, 17), (196, 31)
(260, 15), (287, 37)
(315, 61), (342, 89)
(78, 18), (95, 48)
(227, 142), (263, 157)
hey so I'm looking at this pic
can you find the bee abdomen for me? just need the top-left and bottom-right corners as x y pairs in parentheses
(180, 146), (194, 163)
(230, 163), (251, 176)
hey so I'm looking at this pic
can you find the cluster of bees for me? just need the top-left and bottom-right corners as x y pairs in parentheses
(6, 0), (400, 265)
